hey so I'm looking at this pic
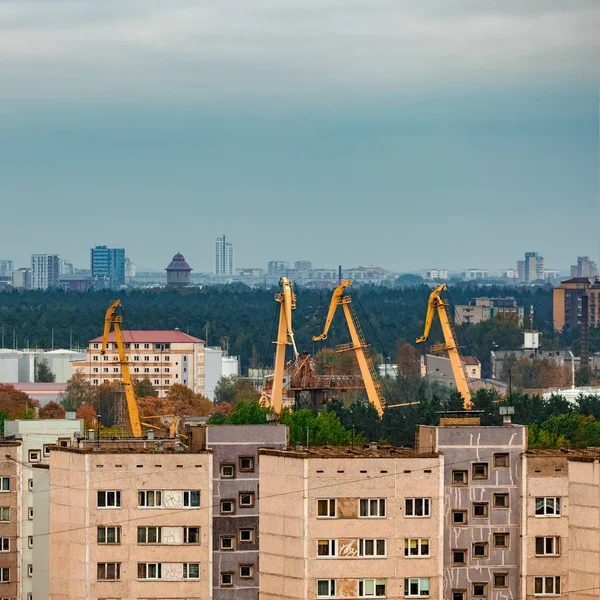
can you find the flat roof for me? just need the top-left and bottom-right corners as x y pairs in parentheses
(52, 440), (209, 454)
(527, 448), (600, 460)
(259, 445), (439, 459)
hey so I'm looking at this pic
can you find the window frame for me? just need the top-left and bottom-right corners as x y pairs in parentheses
(220, 572), (234, 587)
(317, 579), (336, 598)
(97, 526), (121, 545)
(452, 470), (468, 486)
(239, 528), (255, 543)
(137, 526), (162, 544)
(534, 576), (561, 596)
(494, 532), (510, 549)
(359, 498), (386, 518)
(240, 564), (253, 579)
(97, 490), (121, 509)
(472, 502), (489, 518)
(494, 453), (510, 468)
(0, 568), (8, 583)
(452, 549), (467, 566)
(472, 462), (489, 480)
(494, 573), (509, 589)
(404, 538), (430, 558)
(317, 539), (337, 558)
(183, 526), (200, 544)
(494, 493), (510, 509)
(184, 490), (201, 508)
(0, 478), (9, 492)
(404, 577), (430, 597)
(97, 562), (121, 581)
(358, 578), (387, 597)
(0, 538), (9, 553)
(220, 463), (235, 479)
(137, 562), (162, 580)
(239, 491), (255, 508)
(358, 538), (386, 557)
(183, 562), (200, 580)
(405, 498), (431, 518)
(220, 535), (235, 551)
(452, 510), (467, 526)
(535, 497), (561, 517)
(472, 542), (489, 559)
(317, 498), (336, 519)
(0, 508), (8, 521)
(220, 499), (235, 514)
(535, 536), (560, 556)
(239, 456), (255, 472)
(137, 490), (162, 508)
(472, 582), (488, 597)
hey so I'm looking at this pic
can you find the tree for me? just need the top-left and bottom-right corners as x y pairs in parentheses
(0, 385), (39, 434)
(214, 377), (259, 405)
(60, 373), (95, 411)
(76, 404), (97, 429)
(166, 384), (216, 417)
(35, 358), (56, 383)
(396, 343), (420, 376)
(38, 401), (66, 419)
(134, 378), (158, 398)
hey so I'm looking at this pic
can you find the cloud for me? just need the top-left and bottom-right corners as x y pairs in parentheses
(0, 0), (598, 100)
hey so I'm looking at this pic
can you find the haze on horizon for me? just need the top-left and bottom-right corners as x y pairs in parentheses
(1, 0), (598, 274)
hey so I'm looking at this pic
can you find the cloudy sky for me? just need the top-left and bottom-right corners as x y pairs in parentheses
(1, 0), (598, 273)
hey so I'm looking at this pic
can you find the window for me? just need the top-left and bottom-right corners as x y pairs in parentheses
(93, 367), (99, 373)
(494, 453), (509, 468)
(27, 507), (33, 520)
(153, 367), (159, 373)
(359, 498), (386, 517)
(494, 573), (508, 588)
(0, 568), (8, 582)
(239, 456), (254, 472)
(137, 527), (162, 544)
(473, 583), (487, 597)
(153, 379), (159, 385)
(452, 549), (466, 565)
(134, 356), (140, 361)
(144, 356), (149, 361)
(28, 536), (33, 548)
(472, 462), (489, 480)
(0, 508), (8, 521)
(221, 535), (235, 551)
(43, 445), (51, 457)
(404, 577), (429, 597)
(144, 344), (150, 349)
(494, 533), (509, 549)
(318, 539), (337, 557)
(404, 539), (429, 557)
(240, 564), (253, 578)
(97, 490), (121, 508)
(473, 542), (489, 559)
(452, 591), (466, 600)
(183, 563), (199, 579)
(220, 499), (235, 514)
(220, 572), (234, 587)
(221, 463), (235, 478)
(317, 580), (336, 597)
(359, 579), (386, 597)
(138, 490), (162, 508)
(0, 539), (8, 552)
(98, 526), (121, 544)
(97, 563), (120, 581)
(28, 450), (40, 462)
(240, 528), (254, 543)
(494, 493), (509, 508)
(536, 537), (560, 556)
(452, 470), (468, 486)
(452, 510), (467, 525)
(138, 563), (162, 580)
(534, 576), (561, 596)
(93, 356), (99, 362)
(317, 499), (336, 518)
(154, 356), (159, 361)
(184, 526), (200, 544)
(134, 343), (140, 349)
(536, 497), (561, 516)
(164, 379), (170, 385)
(239, 492), (255, 507)
(473, 502), (489, 518)
(405, 498), (430, 517)
(113, 368), (119, 373)
(184, 490), (200, 507)
(27, 564), (33, 577)
(359, 539), (386, 557)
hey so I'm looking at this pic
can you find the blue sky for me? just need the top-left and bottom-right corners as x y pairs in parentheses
(0, 1), (598, 273)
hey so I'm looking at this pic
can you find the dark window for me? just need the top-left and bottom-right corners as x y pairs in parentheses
(473, 542), (488, 558)
(452, 470), (468, 486)
(473, 583), (487, 597)
(494, 453), (509, 468)
(494, 533), (509, 548)
(452, 510), (467, 525)
(239, 456), (254, 472)
(452, 550), (466, 565)
(473, 502), (489, 518)
(494, 573), (508, 588)
(472, 463), (489, 480)
(494, 493), (509, 508)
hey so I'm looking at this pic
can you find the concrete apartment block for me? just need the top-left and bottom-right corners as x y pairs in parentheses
(47, 440), (212, 600)
(0, 442), (22, 600)
(258, 446), (444, 600)
(418, 424), (527, 600)
(206, 424), (288, 600)
(524, 450), (600, 600)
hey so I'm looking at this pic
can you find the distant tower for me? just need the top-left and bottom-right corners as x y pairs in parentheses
(215, 235), (234, 276)
(165, 253), (192, 287)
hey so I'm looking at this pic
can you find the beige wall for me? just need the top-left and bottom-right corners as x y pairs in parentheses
(0, 443), (21, 600)
(259, 452), (443, 600)
(49, 448), (212, 600)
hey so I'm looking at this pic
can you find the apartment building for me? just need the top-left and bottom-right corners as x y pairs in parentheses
(417, 423), (527, 600)
(3, 419), (84, 600)
(216, 236), (234, 276)
(31, 253), (60, 290)
(258, 445), (444, 600)
(47, 438), (212, 600)
(523, 449), (600, 600)
(0, 441), (22, 600)
(72, 330), (205, 397)
(206, 424), (288, 600)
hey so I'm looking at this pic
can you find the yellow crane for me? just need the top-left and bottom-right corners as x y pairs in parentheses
(100, 300), (143, 438)
(263, 277), (299, 414)
(416, 283), (473, 410)
(312, 280), (385, 417)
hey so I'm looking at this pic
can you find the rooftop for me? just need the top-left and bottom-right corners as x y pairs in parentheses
(90, 330), (203, 344)
(165, 252), (192, 272)
(527, 448), (600, 460)
(259, 445), (439, 459)
(53, 438), (207, 454)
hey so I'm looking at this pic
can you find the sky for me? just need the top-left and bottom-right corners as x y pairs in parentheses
(1, 0), (598, 273)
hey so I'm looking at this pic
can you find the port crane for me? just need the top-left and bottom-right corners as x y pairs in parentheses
(101, 300), (179, 438)
(415, 283), (473, 410)
(312, 280), (385, 417)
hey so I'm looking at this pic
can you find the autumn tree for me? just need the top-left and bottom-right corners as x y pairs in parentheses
(165, 384), (215, 417)
(0, 385), (39, 433)
(395, 342), (421, 375)
(38, 401), (66, 419)
(35, 358), (56, 383)
(60, 373), (95, 411)
(134, 378), (158, 398)
(76, 404), (97, 429)
(214, 377), (259, 405)
(315, 348), (359, 376)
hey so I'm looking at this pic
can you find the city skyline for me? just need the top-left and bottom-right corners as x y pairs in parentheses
(0, 2), (598, 273)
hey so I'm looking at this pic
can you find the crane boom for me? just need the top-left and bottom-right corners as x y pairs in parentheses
(100, 300), (143, 438)
(312, 280), (385, 417)
(270, 277), (299, 414)
(416, 284), (473, 410)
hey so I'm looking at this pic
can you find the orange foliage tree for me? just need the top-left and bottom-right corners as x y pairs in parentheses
(0, 384), (40, 418)
(76, 404), (97, 430)
(38, 401), (66, 419)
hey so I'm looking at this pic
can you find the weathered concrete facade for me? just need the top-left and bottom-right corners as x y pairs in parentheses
(206, 424), (288, 600)
(418, 424), (527, 600)
(258, 446), (444, 600)
(48, 441), (212, 600)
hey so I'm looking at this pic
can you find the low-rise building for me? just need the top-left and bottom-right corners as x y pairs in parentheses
(73, 330), (205, 397)
(422, 269), (449, 280)
(454, 297), (524, 326)
(259, 445), (444, 600)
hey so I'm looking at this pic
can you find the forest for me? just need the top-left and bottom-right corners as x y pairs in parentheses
(0, 282), (563, 376)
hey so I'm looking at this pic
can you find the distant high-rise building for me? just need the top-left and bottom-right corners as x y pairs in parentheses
(11, 268), (31, 290)
(0, 260), (14, 276)
(31, 254), (60, 290)
(90, 246), (125, 288)
(571, 256), (597, 278)
(267, 261), (289, 276)
(125, 257), (136, 280)
(59, 259), (74, 275)
(294, 260), (312, 272)
(215, 236), (234, 276)
(520, 252), (544, 283)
